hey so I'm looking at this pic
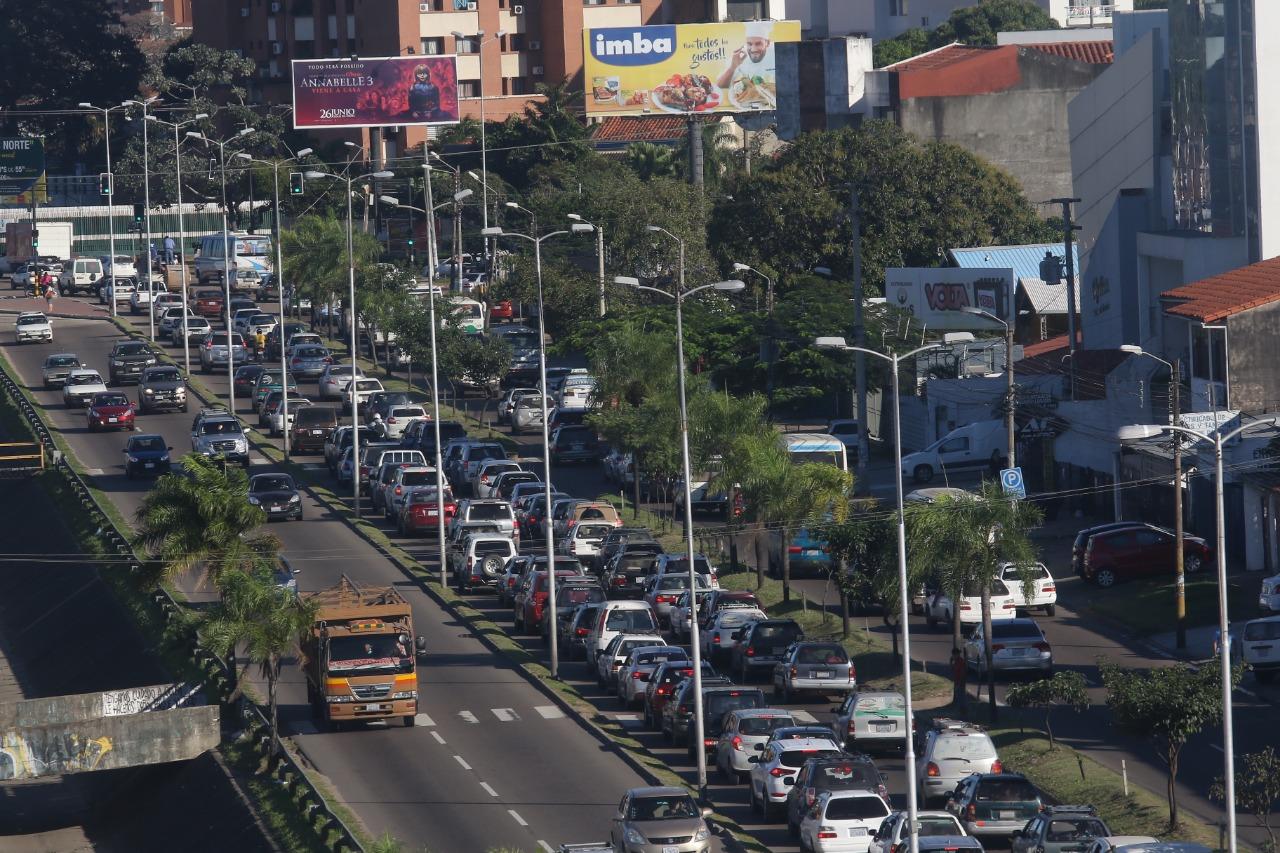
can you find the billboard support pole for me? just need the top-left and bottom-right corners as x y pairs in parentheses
(687, 115), (704, 189)
(851, 187), (869, 493)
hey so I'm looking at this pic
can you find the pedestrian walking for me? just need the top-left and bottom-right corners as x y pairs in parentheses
(950, 647), (968, 707)
(43, 281), (56, 311)
(163, 235), (175, 265)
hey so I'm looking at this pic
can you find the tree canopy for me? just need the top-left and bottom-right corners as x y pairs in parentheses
(873, 0), (1060, 67)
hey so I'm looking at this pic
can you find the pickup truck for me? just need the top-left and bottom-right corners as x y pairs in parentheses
(129, 277), (168, 314)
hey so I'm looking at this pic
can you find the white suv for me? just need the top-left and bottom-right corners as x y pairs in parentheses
(998, 561), (1057, 616)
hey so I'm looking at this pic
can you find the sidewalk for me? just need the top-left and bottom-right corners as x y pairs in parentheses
(0, 294), (111, 320)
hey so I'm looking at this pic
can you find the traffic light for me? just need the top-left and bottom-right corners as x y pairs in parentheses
(133, 203), (144, 224)
(289, 172), (304, 195)
(99, 172), (112, 196)
(31, 229), (38, 250)
(406, 236), (415, 248)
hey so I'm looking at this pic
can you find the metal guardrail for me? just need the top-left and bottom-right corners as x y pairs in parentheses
(0, 360), (365, 853)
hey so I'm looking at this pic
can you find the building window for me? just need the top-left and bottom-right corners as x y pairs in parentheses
(459, 79), (481, 98)
(421, 37), (444, 55)
(456, 36), (479, 54)
(584, 0), (605, 5)
(505, 77), (530, 95)
(294, 39), (315, 58)
(506, 33), (524, 51)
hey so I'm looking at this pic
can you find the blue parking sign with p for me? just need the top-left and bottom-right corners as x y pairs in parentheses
(1000, 467), (1026, 499)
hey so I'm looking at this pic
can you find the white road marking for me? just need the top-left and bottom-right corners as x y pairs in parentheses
(492, 707), (519, 722)
(84, 468), (107, 476)
(791, 710), (818, 723)
(458, 710), (479, 724)
(480, 781), (499, 798)
(614, 714), (640, 721)
(414, 713), (435, 727)
(534, 705), (565, 719)
(508, 809), (528, 827)
(431, 731), (446, 745)
(454, 755), (472, 770)
(538, 842), (554, 852)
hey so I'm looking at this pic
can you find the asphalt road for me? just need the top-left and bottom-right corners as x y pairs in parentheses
(0, 313), (649, 853)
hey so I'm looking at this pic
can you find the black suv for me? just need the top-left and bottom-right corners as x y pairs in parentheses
(785, 754), (887, 837)
(107, 340), (157, 385)
(731, 619), (805, 682)
(603, 551), (658, 599)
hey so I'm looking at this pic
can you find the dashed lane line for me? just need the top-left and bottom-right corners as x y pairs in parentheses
(479, 782), (499, 798)
(534, 706), (564, 719)
(414, 713), (435, 727)
(492, 707), (519, 722)
(431, 731), (446, 745)
(458, 710), (479, 724)
(508, 810), (528, 827)
(454, 755), (472, 770)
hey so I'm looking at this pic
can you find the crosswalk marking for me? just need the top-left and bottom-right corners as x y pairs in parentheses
(492, 707), (519, 722)
(534, 705), (565, 719)
(414, 713), (435, 727)
(791, 710), (818, 723)
(458, 710), (479, 724)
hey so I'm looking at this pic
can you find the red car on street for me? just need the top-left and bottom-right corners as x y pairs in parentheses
(194, 289), (225, 318)
(642, 659), (718, 730)
(397, 487), (458, 536)
(87, 392), (136, 432)
(489, 299), (514, 321)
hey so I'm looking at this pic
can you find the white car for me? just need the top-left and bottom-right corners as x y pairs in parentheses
(800, 789), (892, 853)
(670, 589), (714, 643)
(702, 607), (768, 662)
(594, 633), (666, 691)
(318, 363), (364, 400)
(150, 293), (183, 317)
(998, 561), (1057, 616)
(267, 398), (312, 436)
(750, 735), (844, 820)
(231, 308), (260, 336)
(15, 311), (53, 343)
(558, 519), (614, 563)
(341, 377), (384, 413)
(62, 369), (108, 406)
(1235, 615), (1280, 683)
(1259, 574), (1280, 614)
(377, 405), (427, 441)
(925, 578), (1017, 628)
(98, 277), (137, 306)
(473, 459), (522, 498)
(129, 277), (167, 313)
(866, 811), (966, 853)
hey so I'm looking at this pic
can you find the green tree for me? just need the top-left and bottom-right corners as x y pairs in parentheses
(133, 454), (276, 587)
(1102, 659), (1238, 830)
(1004, 670), (1088, 749)
(873, 0), (1058, 66)
(203, 566), (317, 757)
(1210, 747), (1280, 852)
(824, 512), (897, 639)
(626, 142), (680, 181)
(281, 215), (382, 339)
(874, 28), (932, 68)
(906, 482), (1042, 721)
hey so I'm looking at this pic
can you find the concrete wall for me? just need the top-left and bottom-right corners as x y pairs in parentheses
(1225, 300), (1280, 415)
(896, 49), (1103, 206)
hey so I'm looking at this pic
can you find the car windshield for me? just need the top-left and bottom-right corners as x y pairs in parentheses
(628, 795), (699, 821)
(70, 373), (102, 384)
(326, 634), (411, 675)
(738, 716), (794, 736)
(914, 817), (963, 836)
(813, 762), (878, 789)
(857, 695), (906, 713)
(664, 557), (712, 575)
(47, 356), (79, 367)
(825, 796), (890, 820)
(250, 314), (273, 324)
(797, 645), (848, 664)
(779, 748), (840, 767)
(253, 476), (294, 492)
(199, 420), (241, 435)
(1041, 818), (1106, 842)
(606, 610), (656, 631)
(147, 369), (181, 382)
(933, 735), (997, 760)
(130, 436), (166, 452)
(17, 315), (45, 325)
(96, 394), (129, 407)
(976, 778), (1039, 801)
(116, 342), (149, 355)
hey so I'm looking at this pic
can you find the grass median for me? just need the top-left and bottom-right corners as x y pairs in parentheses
(1083, 573), (1256, 637)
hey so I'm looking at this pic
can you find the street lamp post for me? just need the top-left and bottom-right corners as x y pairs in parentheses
(482, 223), (577, 679)
(126, 97), (159, 340)
(961, 307), (1016, 470)
(306, 165), (395, 517)
(79, 101), (129, 318)
(1118, 415), (1280, 853)
(186, 127), (256, 414)
(618, 222), (745, 799)
(815, 335), (940, 853)
(732, 261), (776, 409)
(1119, 345), (1188, 648)
(568, 214), (606, 317)
(147, 113), (209, 376)
(236, 147), (313, 460)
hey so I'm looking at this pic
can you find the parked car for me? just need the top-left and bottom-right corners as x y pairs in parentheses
(122, 433), (172, 479)
(832, 690), (909, 753)
(1259, 573), (1280, 613)
(799, 789), (892, 853)
(772, 641), (856, 702)
(999, 561), (1058, 616)
(946, 772), (1043, 842)
(1012, 805), (1111, 853)
(901, 420), (1006, 484)
(786, 754), (890, 838)
(1080, 523), (1213, 588)
(917, 721), (1001, 806)
(1234, 615), (1280, 683)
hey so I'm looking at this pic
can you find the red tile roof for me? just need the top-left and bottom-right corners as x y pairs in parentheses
(884, 43), (990, 72)
(1161, 256), (1280, 322)
(1024, 41), (1114, 64)
(591, 116), (688, 144)
(887, 44), (1023, 99)
(1021, 332), (1079, 358)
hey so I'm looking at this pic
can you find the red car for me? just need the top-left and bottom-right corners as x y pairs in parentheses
(194, 289), (225, 318)
(87, 392), (136, 432)
(1081, 523), (1213, 588)
(489, 299), (514, 321)
(397, 488), (457, 536)
(517, 569), (582, 636)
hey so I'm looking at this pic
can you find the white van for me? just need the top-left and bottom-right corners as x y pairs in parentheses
(900, 420), (1006, 484)
(444, 297), (485, 335)
(58, 257), (103, 296)
(194, 233), (273, 289)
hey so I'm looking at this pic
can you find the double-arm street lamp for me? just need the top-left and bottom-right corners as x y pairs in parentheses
(617, 223), (745, 798)
(1118, 415), (1279, 853)
(79, 101), (131, 318)
(815, 336), (940, 853)
(186, 127), (256, 413)
(568, 214), (606, 317)
(124, 97), (159, 339)
(146, 112), (209, 375)
(305, 164), (395, 517)
(235, 146), (313, 460)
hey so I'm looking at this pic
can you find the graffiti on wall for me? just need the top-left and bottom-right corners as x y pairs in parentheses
(0, 729), (113, 780)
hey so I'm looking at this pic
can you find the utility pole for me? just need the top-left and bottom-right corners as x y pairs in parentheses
(453, 169), (462, 293)
(1047, 197), (1081, 396)
(1172, 358), (1186, 649)
(851, 188), (869, 492)
(687, 115), (704, 188)
(1005, 321), (1016, 470)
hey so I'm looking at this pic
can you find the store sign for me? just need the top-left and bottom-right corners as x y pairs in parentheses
(0, 138), (44, 196)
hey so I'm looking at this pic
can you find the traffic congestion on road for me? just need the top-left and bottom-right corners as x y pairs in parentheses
(5, 278), (1277, 853)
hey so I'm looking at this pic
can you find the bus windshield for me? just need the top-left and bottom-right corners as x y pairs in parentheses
(783, 434), (848, 471)
(235, 237), (271, 256)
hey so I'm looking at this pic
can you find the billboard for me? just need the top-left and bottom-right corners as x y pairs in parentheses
(884, 267), (1016, 331)
(584, 20), (801, 116)
(0, 138), (45, 196)
(291, 56), (459, 129)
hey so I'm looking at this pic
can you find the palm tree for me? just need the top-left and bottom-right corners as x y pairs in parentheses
(281, 214), (381, 340)
(203, 565), (318, 757)
(907, 481), (1042, 721)
(133, 453), (276, 588)
(626, 142), (679, 181)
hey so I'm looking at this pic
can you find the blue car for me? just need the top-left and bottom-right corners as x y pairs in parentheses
(782, 527), (834, 575)
(123, 433), (172, 479)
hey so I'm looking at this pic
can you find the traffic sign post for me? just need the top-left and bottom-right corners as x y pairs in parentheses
(1000, 467), (1026, 500)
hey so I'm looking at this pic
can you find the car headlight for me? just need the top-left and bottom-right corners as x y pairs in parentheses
(248, 496), (260, 505)
(126, 455), (139, 463)
(624, 828), (646, 845)
(390, 691), (417, 700)
(144, 388), (154, 394)
(694, 826), (710, 842)
(289, 494), (300, 503)
(111, 360), (122, 366)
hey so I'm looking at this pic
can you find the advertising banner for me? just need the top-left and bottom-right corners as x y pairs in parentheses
(0, 138), (45, 196)
(884, 267), (1016, 331)
(584, 20), (800, 116)
(292, 56), (459, 129)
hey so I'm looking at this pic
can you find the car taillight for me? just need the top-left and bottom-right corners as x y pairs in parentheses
(991, 759), (1002, 774)
(575, 627), (589, 636)
(395, 486), (402, 494)
(789, 666), (798, 677)
(1042, 584), (1056, 593)
(769, 767), (788, 777)
(614, 577), (626, 586)
(712, 635), (720, 644)
(960, 601), (972, 610)
(926, 761), (940, 777)
(849, 663), (857, 681)
(1034, 642), (1052, 652)
(788, 545), (802, 554)
(731, 735), (743, 751)
(746, 647), (755, 657)
(818, 829), (838, 840)
(656, 686), (670, 696)
(703, 737), (717, 747)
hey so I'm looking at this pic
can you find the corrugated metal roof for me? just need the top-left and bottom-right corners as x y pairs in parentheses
(1019, 276), (1081, 315)
(950, 243), (1080, 281)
